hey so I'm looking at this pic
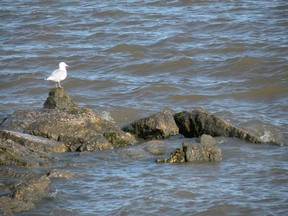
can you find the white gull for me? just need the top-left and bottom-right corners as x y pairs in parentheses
(47, 62), (69, 88)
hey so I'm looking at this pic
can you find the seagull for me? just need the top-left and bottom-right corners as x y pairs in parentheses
(47, 62), (69, 88)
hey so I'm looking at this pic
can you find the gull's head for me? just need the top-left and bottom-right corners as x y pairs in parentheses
(59, 62), (69, 69)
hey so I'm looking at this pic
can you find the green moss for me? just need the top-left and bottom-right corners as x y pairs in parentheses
(103, 131), (127, 147)
(173, 111), (188, 119)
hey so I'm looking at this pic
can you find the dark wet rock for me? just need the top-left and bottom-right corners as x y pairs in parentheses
(174, 108), (262, 143)
(122, 110), (179, 140)
(0, 134), (55, 214)
(43, 87), (78, 109)
(156, 147), (186, 163)
(0, 167), (50, 214)
(0, 130), (74, 215)
(156, 134), (222, 163)
(1, 107), (136, 151)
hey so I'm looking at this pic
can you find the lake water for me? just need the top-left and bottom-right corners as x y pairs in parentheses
(1, 0), (287, 215)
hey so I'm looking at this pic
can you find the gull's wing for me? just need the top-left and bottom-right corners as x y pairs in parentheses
(48, 68), (66, 80)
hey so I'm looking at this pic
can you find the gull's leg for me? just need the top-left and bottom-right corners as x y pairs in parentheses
(58, 81), (61, 88)
(55, 82), (58, 88)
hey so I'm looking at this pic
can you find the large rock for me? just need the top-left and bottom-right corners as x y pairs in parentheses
(0, 126), (73, 215)
(156, 134), (222, 163)
(0, 129), (67, 153)
(174, 108), (261, 143)
(0, 134), (56, 214)
(183, 142), (222, 163)
(43, 88), (77, 109)
(0, 168), (50, 214)
(0, 107), (136, 152)
(122, 110), (179, 140)
(0, 137), (53, 167)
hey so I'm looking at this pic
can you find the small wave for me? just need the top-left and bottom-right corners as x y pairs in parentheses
(100, 111), (115, 123)
(48, 188), (58, 199)
(156, 57), (193, 71)
(239, 120), (285, 146)
(225, 86), (285, 100)
(260, 131), (275, 143)
(95, 9), (131, 18)
(108, 44), (148, 53)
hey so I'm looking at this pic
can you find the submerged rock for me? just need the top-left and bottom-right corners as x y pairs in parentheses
(174, 108), (262, 143)
(1, 107), (136, 151)
(156, 134), (222, 163)
(43, 87), (78, 109)
(156, 147), (186, 163)
(122, 110), (179, 140)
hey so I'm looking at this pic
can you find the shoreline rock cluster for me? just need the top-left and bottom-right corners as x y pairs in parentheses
(156, 134), (222, 163)
(0, 87), (278, 214)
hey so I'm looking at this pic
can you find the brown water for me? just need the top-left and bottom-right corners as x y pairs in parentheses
(1, 0), (288, 215)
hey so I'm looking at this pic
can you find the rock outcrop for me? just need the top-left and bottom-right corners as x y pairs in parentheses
(156, 134), (222, 163)
(2, 87), (278, 215)
(122, 110), (179, 140)
(43, 87), (77, 109)
(0, 132), (58, 214)
(0, 129), (67, 153)
(0, 88), (136, 152)
(174, 108), (262, 143)
(184, 142), (222, 163)
(0, 136), (53, 167)
(0, 167), (51, 214)
(1, 107), (136, 152)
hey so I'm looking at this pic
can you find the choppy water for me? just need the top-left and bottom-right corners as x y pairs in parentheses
(1, 0), (288, 215)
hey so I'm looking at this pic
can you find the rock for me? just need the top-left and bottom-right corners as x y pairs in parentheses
(0, 138), (53, 167)
(122, 110), (179, 140)
(174, 108), (261, 143)
(0, 107), (136, 151)
(0, 132), (57, 214)
(199, 134), (219, 145)
(0, 128), (77, 215)
(155, 147), (186, 163)
(0, 167), (50, 214)
(0, 129), (67, 153)
(156, 134), (222, 163)
(43, 88), (77, 109)
(116, 140), (171, 159)
(183, 143), (222, 163)
(0, 87), (137, 214)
